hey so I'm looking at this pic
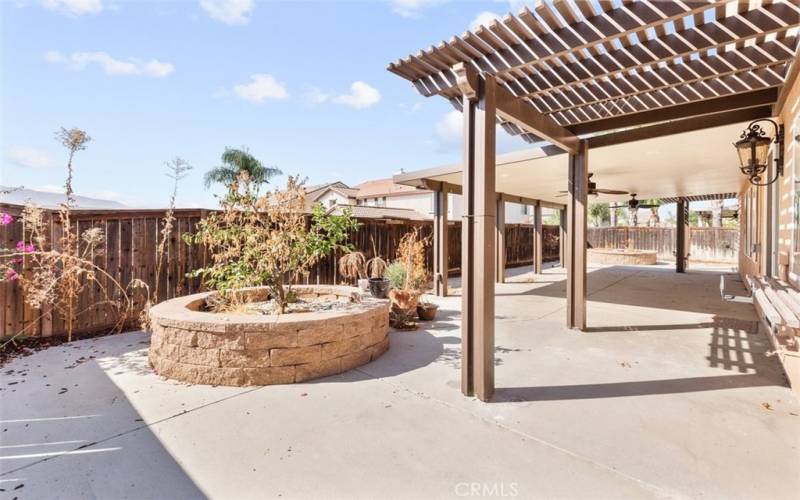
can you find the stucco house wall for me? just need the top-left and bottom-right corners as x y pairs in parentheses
(316, 190), (352, 208)
(738, 73), (800, 285)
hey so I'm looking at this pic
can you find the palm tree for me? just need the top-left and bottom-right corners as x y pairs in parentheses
(203, 147), (282, 189)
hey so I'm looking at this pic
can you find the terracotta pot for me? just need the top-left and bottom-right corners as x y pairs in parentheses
(416, 303), (439, 321)
(389, 289), (421, 310)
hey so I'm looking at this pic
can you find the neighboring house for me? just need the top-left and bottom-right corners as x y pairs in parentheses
(304, 182), (359, 209)
(326, 204), (430, 222)
(353, 177), (538, 224)
(307, 178), (546, 224)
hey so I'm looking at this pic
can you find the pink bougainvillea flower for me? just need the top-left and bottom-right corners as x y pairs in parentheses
(5, 268), (18, 281)
(15, 241), (34, 253)
(0, 213), (12, 226)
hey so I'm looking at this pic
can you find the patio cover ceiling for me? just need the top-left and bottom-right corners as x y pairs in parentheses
(388, 1), (800, 145)
(395, 120), (749, 205)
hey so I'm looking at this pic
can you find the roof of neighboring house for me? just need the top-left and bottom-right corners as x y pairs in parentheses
(326, 204), (430, 221)
(353, 178), (430, 199)
(305, 182), (359, 203)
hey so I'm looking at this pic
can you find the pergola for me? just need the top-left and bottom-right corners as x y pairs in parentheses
(388, 0), (800, 401)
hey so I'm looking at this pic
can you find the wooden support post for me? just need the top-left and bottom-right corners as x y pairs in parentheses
(676, 198), (690, 273)
(433, 189), (449, 296)
(457, 67), (496, 401)
(566, 141), (588, 330)
(559, 208), (566, 267)
(496, 198), (505, 283)
(533, 202), (543, 274)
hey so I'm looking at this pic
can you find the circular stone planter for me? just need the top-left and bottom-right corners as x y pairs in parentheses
(148, 285), (390, 387)
(588, 248), (657, 265)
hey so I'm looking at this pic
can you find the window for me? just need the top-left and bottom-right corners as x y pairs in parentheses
(328, 199), (336, 208)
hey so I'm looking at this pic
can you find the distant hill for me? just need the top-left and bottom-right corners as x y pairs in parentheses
(0, 186), (127, 209)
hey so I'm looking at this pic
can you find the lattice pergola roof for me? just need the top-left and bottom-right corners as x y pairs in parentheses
(388, 0), (800, 145)
(659, 193), (737, 203)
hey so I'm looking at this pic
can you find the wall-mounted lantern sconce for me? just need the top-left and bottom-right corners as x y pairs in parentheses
(733, 119), (784, 186)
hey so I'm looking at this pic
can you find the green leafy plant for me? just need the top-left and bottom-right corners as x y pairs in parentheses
(384, 261), (406, 289)
(203, 147), (281, 190)
(186, 174), (359, 313)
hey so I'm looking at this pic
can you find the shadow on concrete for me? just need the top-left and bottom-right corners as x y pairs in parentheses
(493, 265), (754, 319)
(0, 337), (205, 497)
(306, 330), (463, 383)
(493, 316), (789, 402)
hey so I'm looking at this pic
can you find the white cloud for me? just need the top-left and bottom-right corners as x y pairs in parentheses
(435, 110), (462, 144)
(46, 51), (174, 77)
(7, 147), (57, 169)
(390, 0), (447, 18)
(470, 11), (501, 31)
(41, 0), (103, 16)
(199, 0), (254, 24)
(233, 74), (288, 103)
(303, 87), (330, 107)
(333, 81), (381, 109)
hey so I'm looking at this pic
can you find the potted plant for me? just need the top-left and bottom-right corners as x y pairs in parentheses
(339, 251), (368, 291)
(416, 297), (439, 321)
(366, 254), (389, 298)
(387, 229), (428, 328)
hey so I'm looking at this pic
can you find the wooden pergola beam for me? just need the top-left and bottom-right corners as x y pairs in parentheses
(393, 2), (796, 104)
(567, 88), (778, 135)
(551, 63), (788, 126)
(496, 198), (505, 284)
(773, 53), (800, 116)
(495, 81), (580, 154)
(460, 72), (496, 401)
(676, 198), (690, 273)
(566, 141), (589, 331)
(518, 38), (797, 111)
(456, 63), (579, 153)
(433, 190), (449, 297)
(586, 106), (774, 149)
(533, 203), (543, 275)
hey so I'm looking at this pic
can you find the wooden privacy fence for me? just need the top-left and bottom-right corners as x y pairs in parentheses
(0, 205), (558, 339)
(587, 227), (738, 263)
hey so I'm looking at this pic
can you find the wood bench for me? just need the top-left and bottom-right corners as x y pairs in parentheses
(746, 274), (800, 394)
(748, 275), (800, 337)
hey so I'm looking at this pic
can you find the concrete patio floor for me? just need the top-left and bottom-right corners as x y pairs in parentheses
(2, 264), (799, 499)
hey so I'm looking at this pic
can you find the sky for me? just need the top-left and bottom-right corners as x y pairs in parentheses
(1, 0), (540, 208)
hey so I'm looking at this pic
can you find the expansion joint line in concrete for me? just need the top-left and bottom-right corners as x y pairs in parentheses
(352, 365), (687, 500)
(537, 269), (644, 321)
(0, 385), (268, 476)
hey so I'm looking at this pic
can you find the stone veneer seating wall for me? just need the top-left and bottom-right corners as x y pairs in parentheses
(587, 248), (658, 265)
(148, 286), (390, 386)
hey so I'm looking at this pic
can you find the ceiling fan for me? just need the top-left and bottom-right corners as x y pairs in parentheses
(610, 194), (660, 210)
(557, 173), (628, 197)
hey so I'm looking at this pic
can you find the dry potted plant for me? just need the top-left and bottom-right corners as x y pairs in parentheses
(366, 238), (389, 298)
(338, 251), (369, 291)
(388, 228), (428, 328)
(416, 296), (440, 321)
